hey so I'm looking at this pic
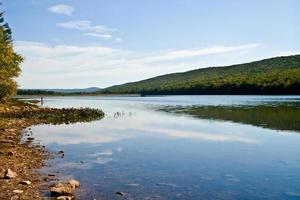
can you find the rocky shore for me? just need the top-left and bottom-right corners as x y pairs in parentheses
(0, 101), (104, 199)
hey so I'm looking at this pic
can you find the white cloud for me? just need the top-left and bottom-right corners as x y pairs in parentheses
(48, 4), (74, 16)
(85, 33), (112, 40)
(57, 20), (114, 40)
(15, 41), (262, 88)
(136, 44), (262, 63)
(57, 20), (92, 30)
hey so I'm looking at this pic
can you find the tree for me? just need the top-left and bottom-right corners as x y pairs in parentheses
(0, 9), (23, 103)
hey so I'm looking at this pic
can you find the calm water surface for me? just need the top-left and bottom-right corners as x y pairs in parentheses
(28, 96), (300, 200)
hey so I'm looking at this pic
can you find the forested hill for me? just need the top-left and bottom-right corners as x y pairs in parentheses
(100, 55), (300, 95)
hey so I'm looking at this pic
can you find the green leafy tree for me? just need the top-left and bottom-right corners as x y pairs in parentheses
(0, 9), (23, 103)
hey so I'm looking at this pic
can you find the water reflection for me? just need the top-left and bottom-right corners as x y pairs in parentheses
(29, 96), (300, 200)
(159, 104), (300, 133)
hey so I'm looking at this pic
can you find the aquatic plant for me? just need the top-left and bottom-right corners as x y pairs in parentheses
(0, 107), (104, 125)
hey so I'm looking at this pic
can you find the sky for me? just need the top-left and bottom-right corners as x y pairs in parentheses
(2, 0), (300, 89)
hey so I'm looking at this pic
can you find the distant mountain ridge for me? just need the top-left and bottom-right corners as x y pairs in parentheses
(18, 87), (101, 95)
(100, 55), (300, 95)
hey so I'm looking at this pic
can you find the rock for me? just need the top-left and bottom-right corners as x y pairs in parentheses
(48, 173), (56, 177)
(57, 196), (73, 200)
(20, 180), (32, 185)
(50, 183), (74, 195)
(115, 191), (126, 196)
(8, 151), (15, 156)
(13, 190), (23, 194)
(27, 137), (35, 141)
(68, 180), (80, 188)
(10, 195), (20, 200)
(50, 180), (80, 196)
(5, 169), (17, 179)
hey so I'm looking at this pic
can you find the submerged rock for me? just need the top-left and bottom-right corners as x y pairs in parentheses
(115, 191), (126, 196)
(5, 169), (17, 179)
(50, 183), (74, 196)
(68, 180), (80, 188)
(50, 179), (80, 196)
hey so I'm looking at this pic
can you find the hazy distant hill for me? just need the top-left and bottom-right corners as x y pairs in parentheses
(18, 87), (101, 95)
(100, 55), (300, 95)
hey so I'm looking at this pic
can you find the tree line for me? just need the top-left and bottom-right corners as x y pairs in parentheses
(0, 7), (23, 102)
(100, 55), (300, 95)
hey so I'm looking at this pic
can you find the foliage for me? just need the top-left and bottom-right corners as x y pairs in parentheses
(0, 10), (23, 102)
(17, 89), (59, 95)
(101, 55), (300, 95)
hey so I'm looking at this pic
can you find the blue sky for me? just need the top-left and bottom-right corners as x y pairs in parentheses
(2, 0), (300, 88)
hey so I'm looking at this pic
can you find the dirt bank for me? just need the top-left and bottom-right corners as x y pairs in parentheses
(0, 101), (104, 199)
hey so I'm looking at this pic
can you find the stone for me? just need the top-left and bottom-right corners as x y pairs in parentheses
(50, 180), (80, 196)
(68, 180), (80, 188)
(48, 174), (56, 177)
(115, 192), (126, 196)
(56, 196), (73, 200)
(27, 137), (35, 141)
(20, 180), (32, 185)
(13, 190), (23, 194)
(10, 195), (20, 200)
(50, 183), (74, 195)
(5, 169), (17, 179)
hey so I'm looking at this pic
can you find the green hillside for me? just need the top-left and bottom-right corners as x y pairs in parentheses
(100, 55), (300, 95)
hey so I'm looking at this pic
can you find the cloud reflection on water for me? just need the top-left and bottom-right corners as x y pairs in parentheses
(32, 109), (261, 146)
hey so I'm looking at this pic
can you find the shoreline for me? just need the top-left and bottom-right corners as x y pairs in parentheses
(0, 101), (104, 199)
(0, 116), (48, 199)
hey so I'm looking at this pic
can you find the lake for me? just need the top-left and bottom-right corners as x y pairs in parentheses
(26, 96), (300, 200)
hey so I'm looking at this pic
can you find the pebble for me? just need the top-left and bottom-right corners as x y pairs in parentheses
(115, 191), (126, 196)
(20, 180), (32, 185)
(68, 180), (80, 188)
(56, 196), (73, 200)
(10, 195), (20, 200)
(13, 190), (23, 194)
(5, 169), (17, 179)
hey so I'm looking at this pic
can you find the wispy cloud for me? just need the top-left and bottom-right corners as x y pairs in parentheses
(136, 44), (262, 63)
(57, 20), (115, 40)
(57, 20), (91, 30)
(84, 33), (112, 40)
(48, 4), (74, 16)
(57, 20), (113, 32)
(15, 41), (262, 88)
